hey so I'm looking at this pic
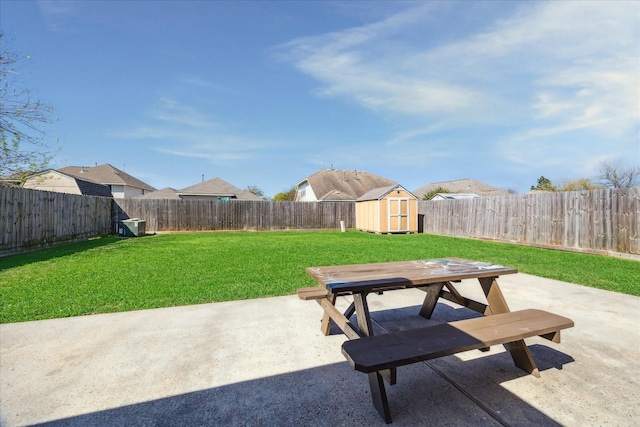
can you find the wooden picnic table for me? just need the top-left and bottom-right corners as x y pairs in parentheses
(299, 258), (574, 423)
(305, 258), (519, 339)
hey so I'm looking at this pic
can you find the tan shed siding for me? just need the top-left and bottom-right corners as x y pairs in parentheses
(356, 199), (379, 232)
(380, 198), (389, 233)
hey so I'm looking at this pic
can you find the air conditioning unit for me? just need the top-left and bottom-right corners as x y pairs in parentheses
(119, 218), (146, 237)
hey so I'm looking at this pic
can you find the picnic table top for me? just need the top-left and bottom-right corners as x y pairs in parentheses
(306, 258), (518, 293)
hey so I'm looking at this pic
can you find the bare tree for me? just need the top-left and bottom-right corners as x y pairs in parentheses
(1, 34), (56, 180)
(245, 185), (264, 198)
(597, 161), (640, 188)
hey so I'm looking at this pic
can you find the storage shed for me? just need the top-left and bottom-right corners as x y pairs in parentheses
(356, 184), (418, 234)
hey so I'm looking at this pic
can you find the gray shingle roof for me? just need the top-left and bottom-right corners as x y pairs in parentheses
(58, 164), (156, 191)
(299, 169), (397, 201)
(134, 188), (181, 199)
(413, 178), (509, 200)
(74, 177), (114, 197)
(178, 178), (263, 200)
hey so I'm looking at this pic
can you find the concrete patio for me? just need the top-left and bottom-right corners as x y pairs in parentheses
(1, 273), (639, 426)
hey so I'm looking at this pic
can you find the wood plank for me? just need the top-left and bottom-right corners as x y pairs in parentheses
(306, 259), (518, 294)
(417, 282), (445, 319)
(439, 290), (488, 314)
(367, 372), (392, 424)
(317, 298), (361, 340)
(320, 292), (336, 336)
(296, 287), (328, 300)
(342, 309), (574, 373)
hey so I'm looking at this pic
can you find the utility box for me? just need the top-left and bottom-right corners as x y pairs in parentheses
(119, 219), (146, 237)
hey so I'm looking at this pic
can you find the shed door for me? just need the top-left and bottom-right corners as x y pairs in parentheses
(388, 198), (409, 232)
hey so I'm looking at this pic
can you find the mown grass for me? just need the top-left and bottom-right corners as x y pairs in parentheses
(1, 231), (638, 323)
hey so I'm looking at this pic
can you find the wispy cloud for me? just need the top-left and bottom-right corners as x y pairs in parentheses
(277, 1), (639, 140)
(147, 98), (219, 130)
(114, 97), (285, 165)
(37, 0), (81, 32)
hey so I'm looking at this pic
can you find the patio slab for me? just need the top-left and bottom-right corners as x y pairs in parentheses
(1, 273), (639, 426)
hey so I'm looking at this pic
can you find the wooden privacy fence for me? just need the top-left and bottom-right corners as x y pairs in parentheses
(419, 188), (639, 255)
(3, 186), (638, 257)
(1, 186), (113, 256)
(114, 199), (355, 232)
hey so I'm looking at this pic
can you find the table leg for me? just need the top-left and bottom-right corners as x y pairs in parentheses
(344, 301), (356, 319)
(418, 282), (445, 319)
(353, 292), (397, 385)
(320, 292), (337, 336)
(353, 293), (373, 336)
(479, 277), (541, 377)
(368, 372), (393, 423)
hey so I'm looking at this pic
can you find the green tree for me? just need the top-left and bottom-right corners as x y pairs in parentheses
(273, 186), (297, 201)
(1, 34), (56, 179)
(422, 186), (450, 200)
(597, 160), (639, 188)
(530, 176), (556, 191)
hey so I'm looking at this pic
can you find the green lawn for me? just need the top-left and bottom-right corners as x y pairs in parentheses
(1, 231), (638, 323)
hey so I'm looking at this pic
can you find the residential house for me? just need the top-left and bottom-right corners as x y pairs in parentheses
(176, 178), (263, 201)
(296, 169), (397, 202)
(430, 193), (481, 201)
(22, 170), (113, 197)
(133, 188), (181, 199)
(413, 178), (510, 201)
(58, 164), (156, 199)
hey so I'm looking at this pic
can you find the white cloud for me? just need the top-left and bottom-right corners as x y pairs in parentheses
(114, 97), (287, 166)
(148, 98), (219, 130)
(277, 1), (639, 140)
(37, 0), (82, 32)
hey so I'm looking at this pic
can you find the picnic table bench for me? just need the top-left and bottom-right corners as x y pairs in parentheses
(299, 258), (574, 423)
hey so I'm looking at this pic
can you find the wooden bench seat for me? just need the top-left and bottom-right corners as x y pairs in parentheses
(341, 309), (574, 422)
(296, 286), (329, 301)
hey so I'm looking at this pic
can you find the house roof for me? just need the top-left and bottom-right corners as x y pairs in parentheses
(133, 188), (181, 199)
(413, 178), (509, 200)
(178, 178), (263, 200)
(299, 169), (397, 201)
(431, 193), (481, 200)
(357, 184), (417, 201)
(58, 164), (156, 191)
(23, 170), (113, 197)
(74, 177), (114, 197)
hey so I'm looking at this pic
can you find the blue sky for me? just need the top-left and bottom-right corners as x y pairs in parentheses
(2, 1), (638, 197)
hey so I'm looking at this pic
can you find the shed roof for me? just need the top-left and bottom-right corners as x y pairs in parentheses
(58, 164), (156, 191)
(413, 178), (509, 199)
(357, 184), (417, 201)
(299, 169), (396, 201)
